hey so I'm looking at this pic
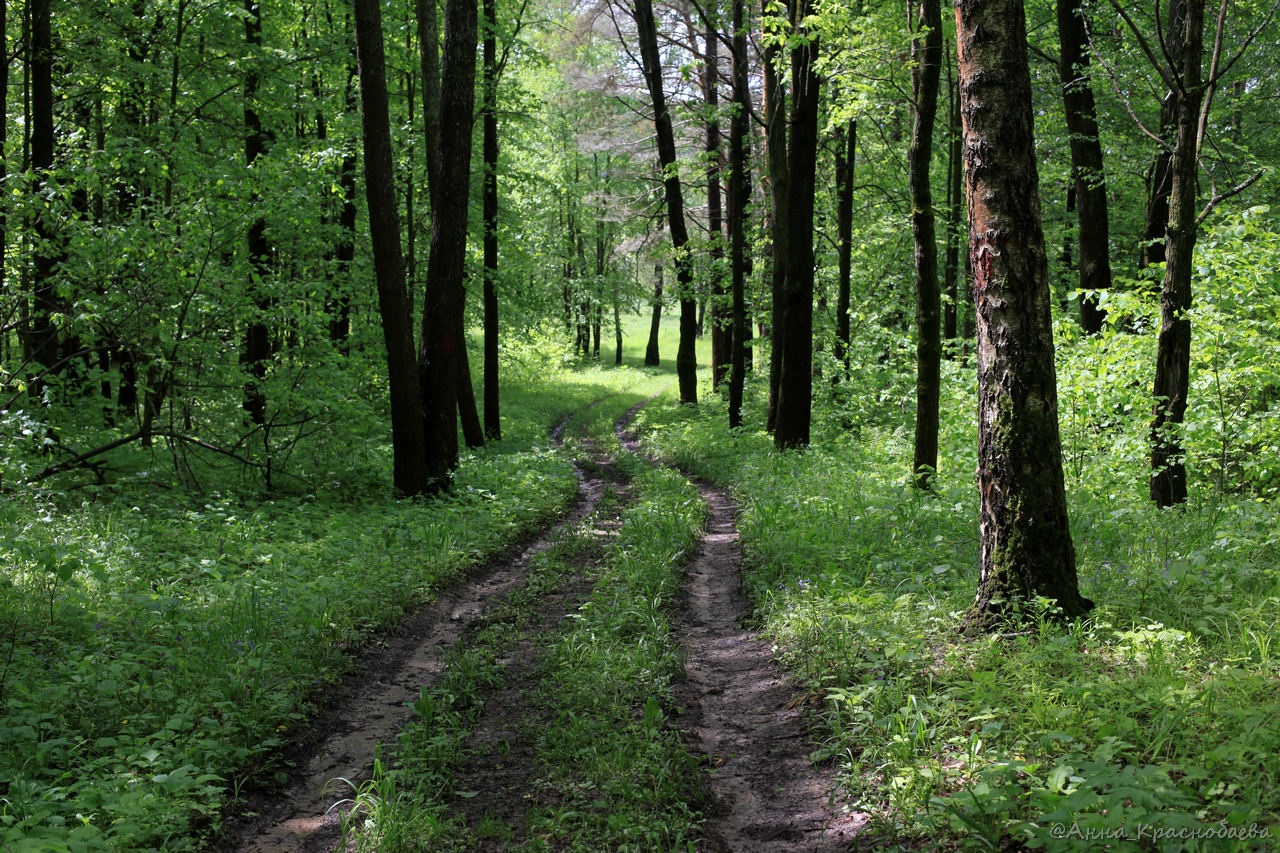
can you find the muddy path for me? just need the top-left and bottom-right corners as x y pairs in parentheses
(441, 455), (631, 848)
(220, 409), (622, 852)
(617, 403), (868, 851)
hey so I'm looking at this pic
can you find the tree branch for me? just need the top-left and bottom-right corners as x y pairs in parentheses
(1195, 169), (1263, 227)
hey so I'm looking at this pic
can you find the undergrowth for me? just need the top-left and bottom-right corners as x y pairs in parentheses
(0, 340), (660, 851)
(339, 391), (708, 852)
(636, 350), (1280, 851)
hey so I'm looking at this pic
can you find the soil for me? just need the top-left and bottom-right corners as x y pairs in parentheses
(617, 402), (869, 851)
(221, 398), (869, 851)
(220, 411), (618, 852)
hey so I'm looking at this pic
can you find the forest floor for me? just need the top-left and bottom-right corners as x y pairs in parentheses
(219, 395), (863, 851)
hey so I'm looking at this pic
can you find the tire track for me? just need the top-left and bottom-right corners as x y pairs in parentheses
(616, 400), (868, 851)
(220, 405), (618, 852)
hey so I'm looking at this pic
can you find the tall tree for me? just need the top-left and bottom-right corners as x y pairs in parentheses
(241, 0), (273, 426)
(773, 0), (819, 448)
(633, 0), (698, 404)
(1146, 0), (1204, 507)
(354, 0), (430, 496)
(1056, 0), (1113, 333)
(1139, 0), (1187, 269)
(909, 0), (942, 488)
(27, 0), (60, 394)
(726, 0), (750, 428)
(419, 0), (479, 486)
(762, 0), (789, 432)
(702, 6), (730, 389)
(955, 0), (1092, 631)
(833, 118), (855, 376)
(482, 0), (501, 440)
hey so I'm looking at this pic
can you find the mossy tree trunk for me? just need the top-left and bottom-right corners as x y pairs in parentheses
(955, 0), (1093, 633)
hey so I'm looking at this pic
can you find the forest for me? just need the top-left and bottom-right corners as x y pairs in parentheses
(1, 0), (1278, 849)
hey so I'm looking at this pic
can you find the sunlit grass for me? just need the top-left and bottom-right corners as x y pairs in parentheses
(636, 366), (1280, 851)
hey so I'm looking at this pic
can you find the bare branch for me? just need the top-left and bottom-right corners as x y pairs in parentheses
(1107, 0), (1180, 94)
(1195, 169), (1263, 227)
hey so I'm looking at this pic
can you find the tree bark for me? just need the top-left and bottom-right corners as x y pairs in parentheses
(416, 0), (442, 197)
(955, 0), (1092, 632)
(28, 0), (60, 395)
(419, 0), (478, 487)
(1149, 0), (1204, 508)
(482, 0), (500, 440)
(703, 7), (730, 390)
(834, 118), (855, 377)
(645, 258), (663, 366)
(763, 0), (790, 432)
(910, 0), (943, 488)
(458, 339), (485, 447)
(1057, 0), (1112, 333)
(942, 75), (962, 343)
(354, 0), (430, 496)
(773, 0), (819, 449)
(1140, 0), (1188, 270)
(727, 0), (749, 428)
(634, 0), (697, 403)
(242, 0), (272, 426)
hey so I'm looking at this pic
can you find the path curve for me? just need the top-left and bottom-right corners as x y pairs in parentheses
(221, 404), (616, 852)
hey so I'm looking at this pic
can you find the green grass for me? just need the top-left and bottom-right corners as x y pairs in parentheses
(0, 325), (689, 852)
(634, 366), (1280, 852)
(338, 390), (709, 852)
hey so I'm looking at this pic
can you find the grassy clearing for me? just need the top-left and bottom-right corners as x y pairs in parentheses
(635, 364), (1280, 852)
(0, 325), (695, 852)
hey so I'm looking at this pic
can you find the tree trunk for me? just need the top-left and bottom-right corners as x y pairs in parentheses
(242, 0), (272, 426)
(645, 259), (663, 366)
(614, 276), (623, 365)
(727, 0), (749, 428)
(482, 0), (500, 440)
(1140, 0), (1188, 270)
(955, 0), (1092, 632)
(416, 0), (442, 196)
(458, 338), (485, 448)
(1150, 0), (1204, 508)
(1057, 0), (1112, 333)
(833, 118), (855, 377)
(763, 0), (790, 432)
(773, 0), (819, 449)
(419, 0), (478, 487)
(634, 0), (697, 404)
(910, 0), (943, 488)
(703, 7), (730, 390)
(330, 60), (358, 348)
(942, 75), (962, 344)
(354, 0), (430, 496)
(28, 0), (60, 395)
